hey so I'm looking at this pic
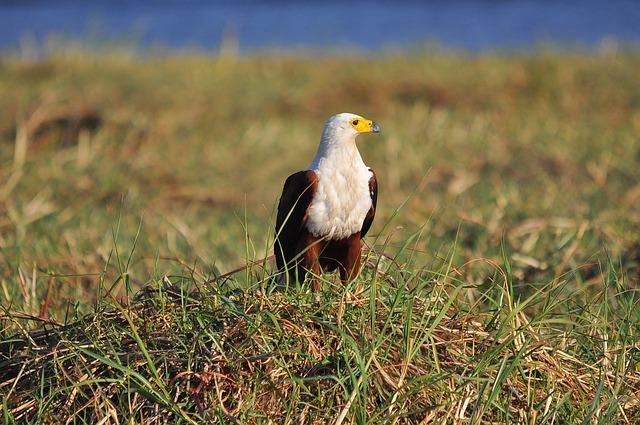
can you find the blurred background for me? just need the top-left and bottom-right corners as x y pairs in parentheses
(2, 0), (640, 54)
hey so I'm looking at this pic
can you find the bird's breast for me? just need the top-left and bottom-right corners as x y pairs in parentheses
(305, 165), (373, 240)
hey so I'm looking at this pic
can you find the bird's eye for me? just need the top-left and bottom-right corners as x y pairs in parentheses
(352, 119), (359, 126)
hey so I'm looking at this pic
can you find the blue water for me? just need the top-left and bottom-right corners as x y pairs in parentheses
(2, 0), (639, 53)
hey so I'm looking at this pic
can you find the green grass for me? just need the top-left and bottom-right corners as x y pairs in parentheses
(1, 45), (640, 423)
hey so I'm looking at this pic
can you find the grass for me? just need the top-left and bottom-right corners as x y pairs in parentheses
(1, 44), (640, 423)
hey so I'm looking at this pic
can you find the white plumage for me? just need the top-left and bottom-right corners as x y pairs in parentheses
(305, 114), (375, 239)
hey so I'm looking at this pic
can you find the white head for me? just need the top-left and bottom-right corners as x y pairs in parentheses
(321, 112), (381, 144)
(309, 112), (380, 169)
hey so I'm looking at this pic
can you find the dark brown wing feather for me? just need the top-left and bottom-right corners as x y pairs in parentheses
(360, 169), (377, 238)
(274, 170), (318, 270)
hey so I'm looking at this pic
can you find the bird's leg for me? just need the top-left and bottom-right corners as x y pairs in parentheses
(339, 253), (361, 283)
(339, 234), (363, 284)
(301, 236), (324, 292)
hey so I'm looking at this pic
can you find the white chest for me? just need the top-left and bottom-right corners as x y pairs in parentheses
(305, 160), (373, 240)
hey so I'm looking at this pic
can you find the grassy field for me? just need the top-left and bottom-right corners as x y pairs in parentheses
(1, 45), (639, 423)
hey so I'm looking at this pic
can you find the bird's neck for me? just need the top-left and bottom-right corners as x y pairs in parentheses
(308, 135), (362, 171)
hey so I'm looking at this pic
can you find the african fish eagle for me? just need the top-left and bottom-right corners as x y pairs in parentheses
(274, 112), (380, 290)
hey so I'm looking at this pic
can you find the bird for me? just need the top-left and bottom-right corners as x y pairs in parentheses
(274, 112), (380, 291)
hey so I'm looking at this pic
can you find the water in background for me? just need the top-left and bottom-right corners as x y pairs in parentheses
(2, 0), (639, 54)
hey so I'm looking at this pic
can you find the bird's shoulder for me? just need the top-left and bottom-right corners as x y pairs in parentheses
(282, 169), (318, 194)
(368, 168), (378, 199)
(276, 169), (319, 237)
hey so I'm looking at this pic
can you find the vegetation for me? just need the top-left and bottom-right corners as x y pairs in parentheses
(1, 45), (639, 423)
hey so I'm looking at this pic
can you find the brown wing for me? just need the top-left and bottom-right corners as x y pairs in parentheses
(274, 170), (318, 271)
(360, 168), (377, 238)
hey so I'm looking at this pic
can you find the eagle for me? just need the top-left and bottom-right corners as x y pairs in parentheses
(274, 112), (380, 290)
